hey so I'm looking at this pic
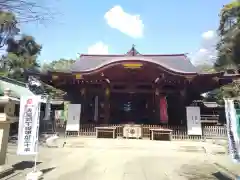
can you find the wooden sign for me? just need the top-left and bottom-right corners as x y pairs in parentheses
(75, 74), (82, 79)
(122, 63), (143, 69)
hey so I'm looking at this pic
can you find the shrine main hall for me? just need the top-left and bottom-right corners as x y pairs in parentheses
(26, 46), (237, 126)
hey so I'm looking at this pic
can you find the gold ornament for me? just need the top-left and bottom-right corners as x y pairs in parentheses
(75, 74), (82, 79)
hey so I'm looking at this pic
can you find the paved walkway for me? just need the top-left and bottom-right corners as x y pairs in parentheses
(4, 138), (240, 180)
(42, 139), (235, 180)
(44, 148), (236, 180)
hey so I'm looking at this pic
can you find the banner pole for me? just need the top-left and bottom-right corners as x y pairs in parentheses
(33, 145), (38, 172)
(33, 96), (41, 173)
(26, 96), (43, 180)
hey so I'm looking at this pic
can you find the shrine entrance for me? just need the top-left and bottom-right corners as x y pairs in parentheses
(109, 92), (155, 124)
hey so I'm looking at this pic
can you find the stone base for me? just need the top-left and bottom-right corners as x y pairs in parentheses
(26, 171), (43, 180)
(0, 165), (14, 179)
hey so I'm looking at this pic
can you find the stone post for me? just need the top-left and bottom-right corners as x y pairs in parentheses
(0, 89), (16, 176)
(0, 120), (10, 165)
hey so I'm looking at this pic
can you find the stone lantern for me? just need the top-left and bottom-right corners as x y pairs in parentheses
(0, 88), (19, 176)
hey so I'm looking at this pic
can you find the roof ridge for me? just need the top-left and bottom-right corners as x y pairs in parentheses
(0, 76), (27, 87)
(80, 53), (187, 57)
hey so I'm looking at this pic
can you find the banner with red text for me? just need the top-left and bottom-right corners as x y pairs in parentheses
(17, 96), (41, 155)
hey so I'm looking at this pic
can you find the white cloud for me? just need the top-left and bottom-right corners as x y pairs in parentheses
(87, 42), (109, 54)
(202, 30), (216, 40)
(190, 30), (218, 66)
(199, 48), (207, 53)
(104, 5), (144, 38)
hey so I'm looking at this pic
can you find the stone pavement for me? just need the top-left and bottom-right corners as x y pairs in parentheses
(43, 147), (235, 180)
(2, 145), (73, 180)
(4, 138), (240, 180)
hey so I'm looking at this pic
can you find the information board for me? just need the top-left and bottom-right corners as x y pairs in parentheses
(66, 104), (81, 132)
(186, 106), (202, 135)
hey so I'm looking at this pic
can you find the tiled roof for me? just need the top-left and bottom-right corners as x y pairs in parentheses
(0, 76), (34, 98)
(71, 47), (200, 74)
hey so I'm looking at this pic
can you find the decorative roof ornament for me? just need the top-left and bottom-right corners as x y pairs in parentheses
(125, 44), (141, 56)
(27, 76), (45, 95)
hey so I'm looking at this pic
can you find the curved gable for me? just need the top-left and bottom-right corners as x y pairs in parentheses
(71, 55), (199, 74)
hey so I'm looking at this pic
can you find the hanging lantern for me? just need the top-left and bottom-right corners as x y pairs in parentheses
(105, 88), (110, 96)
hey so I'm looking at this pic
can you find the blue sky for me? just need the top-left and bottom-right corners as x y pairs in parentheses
(21, 0), (231, 65)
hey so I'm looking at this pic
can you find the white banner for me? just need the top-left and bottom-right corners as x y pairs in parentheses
(17, 96), (41, 155)
(66, 104), (81, 131)
(186, 106), (202, 135)
(224, 99), (240, 163)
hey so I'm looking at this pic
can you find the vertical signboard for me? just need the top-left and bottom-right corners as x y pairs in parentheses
(17, 96), (41, 155)
(66, 104), (81, 132)
(224, 99), (240, 163)
(186, 106), (202, 135)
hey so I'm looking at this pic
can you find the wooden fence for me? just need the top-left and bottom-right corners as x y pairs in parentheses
(63, 124), (227, 140)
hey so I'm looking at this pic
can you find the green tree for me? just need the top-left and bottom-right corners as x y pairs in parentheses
(202, 1), (240, 103)
(197, 64), (216, 73)
(41, 58), (76, 72)
(0, 0), (55, 24)
(0, 0), (57, 48)
(215, 1), (240, 70)
(0, 35), (41, 81)
(0, 11), (19, 48)
(40, 58), (76, 98)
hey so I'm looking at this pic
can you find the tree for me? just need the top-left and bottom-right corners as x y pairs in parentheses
(215, 1), (240, 70)
(207, 1), (240, 102)
(0, 0), (57, 47)
(6, 35), (42, 57)
(40, 58), (76, 99)
(0, 35), (41, 81)
(196, 64), (216, 73)
(0, 11), (19, 48)
(41, 58), (76, 72)
(0, 0), (55, 23)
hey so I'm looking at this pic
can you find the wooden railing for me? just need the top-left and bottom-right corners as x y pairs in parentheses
(201, 114), (219, 123)
(63, 124), (227, 140)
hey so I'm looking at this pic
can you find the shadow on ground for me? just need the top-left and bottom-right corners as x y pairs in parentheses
(179, 163), (234, 180)
(41, 167), (56, 174)
(12, 161), (42, 170)
(213, 172), (232, 180)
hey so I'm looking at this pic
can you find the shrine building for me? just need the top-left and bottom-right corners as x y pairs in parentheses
(26, 46), (238, 126)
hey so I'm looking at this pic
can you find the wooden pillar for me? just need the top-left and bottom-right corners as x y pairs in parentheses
(180, 89), (187, 125)
(80, 88), (86, 124)
(154, 88), (160, 124)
